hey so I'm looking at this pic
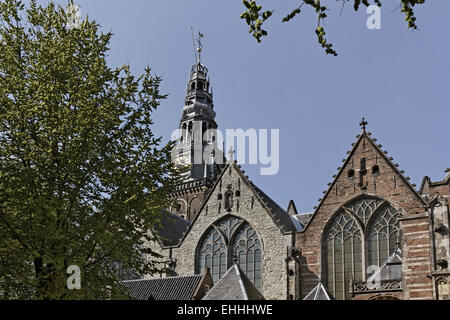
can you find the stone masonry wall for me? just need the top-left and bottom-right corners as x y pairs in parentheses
(170, 164), (292, 300)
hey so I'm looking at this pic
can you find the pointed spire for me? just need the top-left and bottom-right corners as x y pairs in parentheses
(359, 117), (368, 132)
(172, 34), (219, 183)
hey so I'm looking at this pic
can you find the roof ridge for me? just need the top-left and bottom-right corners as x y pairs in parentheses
(234, 263), (265, 299)
(201, 263), (238, 300)
(287, 200), (298, 215)
(363, 131), (426, 205)
(247, 181), (295, 232)
(121, 274), (202, 283)
(233, 264), (249, 300)
(303, 280), (332, 300)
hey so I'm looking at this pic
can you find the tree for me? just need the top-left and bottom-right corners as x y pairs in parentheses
(240, 0), (426, 56)
(0, 0), (181, 299)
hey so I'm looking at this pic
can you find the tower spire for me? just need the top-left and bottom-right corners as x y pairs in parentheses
(169, 37), (224, 221)
(172, 36), (223, 182)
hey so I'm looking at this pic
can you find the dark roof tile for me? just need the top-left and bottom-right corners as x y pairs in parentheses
(202, 264), (264, 300)
(122, 275), (202, 300)
(153, 210), (190, 247)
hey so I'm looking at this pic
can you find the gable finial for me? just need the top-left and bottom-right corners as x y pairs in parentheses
(228, 146), (235, 162)
(359, 117), (368, 132)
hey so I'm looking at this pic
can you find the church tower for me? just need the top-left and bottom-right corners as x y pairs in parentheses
(170, 34), (224, 221)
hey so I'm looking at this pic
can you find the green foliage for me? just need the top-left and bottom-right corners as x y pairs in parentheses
(240, 0), (426, 56)
(401, 0), (424, 29)
(0, 0), (181, 299)
(239, 0), (273, 43)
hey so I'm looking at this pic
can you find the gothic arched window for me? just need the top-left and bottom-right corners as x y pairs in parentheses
(196, 216), (263, 290)
(231, 223), (263, 289)
(324, 210), (362, 300)
(367, 205), (399, 267)
(197, 228), (227, 284)
(323, 197), (401, 300)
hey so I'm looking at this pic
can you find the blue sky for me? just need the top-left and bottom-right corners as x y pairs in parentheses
(40, 0), (449, 213)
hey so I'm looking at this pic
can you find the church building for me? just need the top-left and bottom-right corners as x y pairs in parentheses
(141, 54), (449, 301)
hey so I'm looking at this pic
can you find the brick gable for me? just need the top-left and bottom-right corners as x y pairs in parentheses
(296, 126), (432, 299)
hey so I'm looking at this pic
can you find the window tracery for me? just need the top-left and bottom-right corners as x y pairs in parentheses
(324, 197), (401, 300)
(196, 216), (262, 290)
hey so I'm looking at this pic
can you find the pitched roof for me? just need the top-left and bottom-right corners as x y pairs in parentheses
(287, 200), (298, 215)
(122, 274), (202, 300)
(303, 281), (333, 300)
(251, 183), (296, 233)
(152, 209), (190, 247)
(202, 264), (265, 300)
(302, 124), (426, 232)
(292, 212), (314, 228)
(289, 215), (304, 231)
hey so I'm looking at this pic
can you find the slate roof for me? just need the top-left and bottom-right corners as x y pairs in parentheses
(303, 281), (333, 300)
(152, 209), (190, 247)
(289, 215), (304, 231)
(251, 183), (296, 233)
(292, 212), (314, 228)
(122, 275), (202, 300)
(202, 264), (265, 300)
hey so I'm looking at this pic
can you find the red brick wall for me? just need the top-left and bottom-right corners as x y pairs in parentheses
(421, 173), (450, 197)
(428, 184), (450, 197)
(171, 189), (207, 221)
(400, 216), (434, 299)
(296, 132), (430, 299)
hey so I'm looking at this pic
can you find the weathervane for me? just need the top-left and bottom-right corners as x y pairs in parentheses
(190, 28), (204, 63)
(196, 31), (204, 63)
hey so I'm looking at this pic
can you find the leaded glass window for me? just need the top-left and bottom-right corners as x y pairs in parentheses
(215, 216), (242, 241)
(231, 222), (263, 290)
(323, 197), (401, 300)
(347, 198), (384, 225)
(197, 228), (227, 283)
(196, 216), (263, 290)
(325, 210), (362, 300)
(367, 205), (400, 267)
